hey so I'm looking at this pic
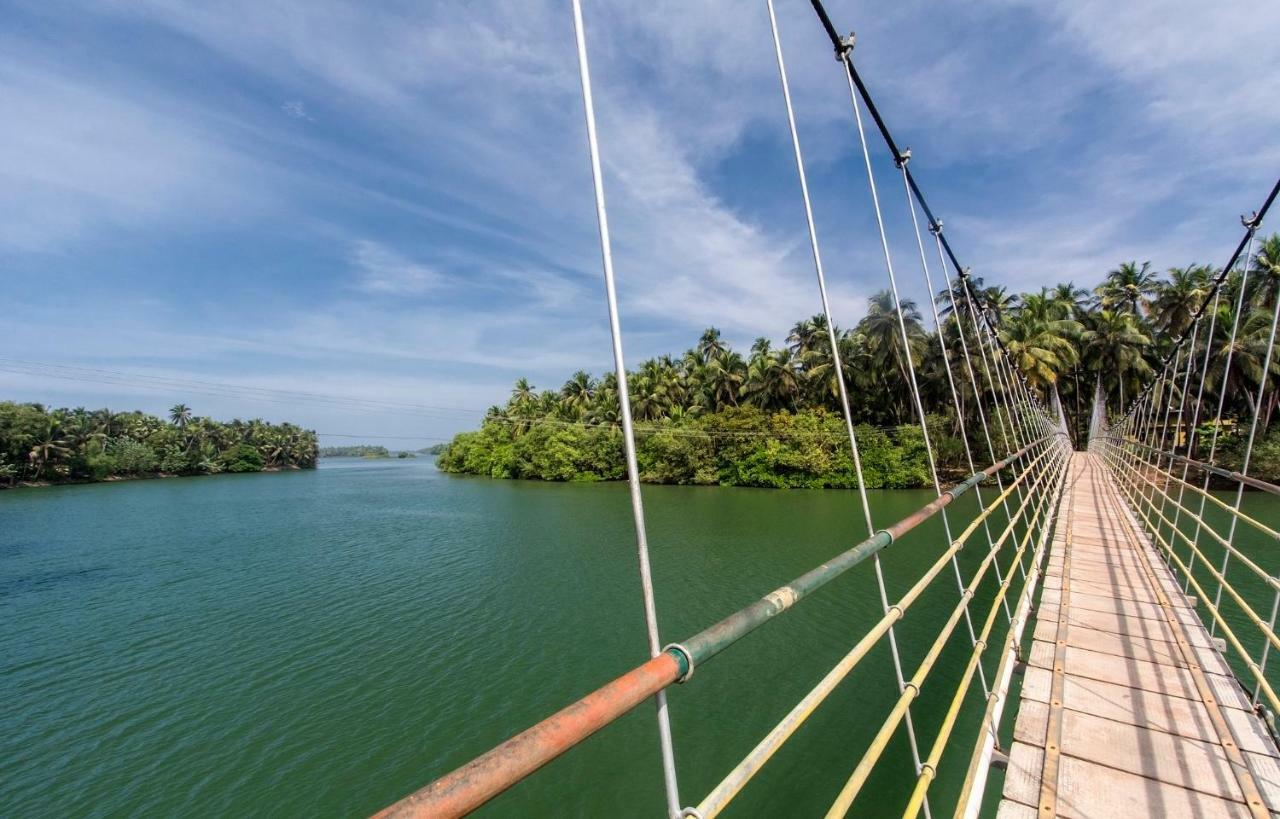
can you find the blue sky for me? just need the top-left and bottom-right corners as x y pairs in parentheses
(2, 0), (1278, 446)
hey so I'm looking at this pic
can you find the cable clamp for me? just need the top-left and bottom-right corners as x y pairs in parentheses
(928, 219), (943, 235)
(895, 148), (912, 168)
(836, 32), (856, 61)
(1243, 210), (1261, 230)
(665, 643), (695, 683)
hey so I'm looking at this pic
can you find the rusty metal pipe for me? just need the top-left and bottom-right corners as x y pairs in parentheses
(371, 434), (1052, 818)
(372, 652), (682, 819)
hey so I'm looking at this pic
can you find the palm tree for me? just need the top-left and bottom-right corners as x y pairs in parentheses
(559, 371), (595, 419)
(858, 291), (925, 422)
(169, 403), (193, 428)
(744, 345), (802, 411)
(1000, 307), (1081, 392)
(1081, 310), (1152, 411)
(507, 378), (539, 435)
(981, 286), (1018, 324)
(1097, 261), (1157, 315)
(937, 275), (987, 317)
(1247, 234), (1280, 312)
(1048, 282), (1091, 317)
(703, 350), (746, 411)
(26, 417), (69, 479)
(697, 327), (727, 364)
(510, 378), (537, 408)
(1148, 265), (1211, 338)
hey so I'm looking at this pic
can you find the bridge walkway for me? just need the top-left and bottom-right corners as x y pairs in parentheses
(999, 452), (1280, 818)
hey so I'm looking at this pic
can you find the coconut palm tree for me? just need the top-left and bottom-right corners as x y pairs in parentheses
(559, 371), (595, 420)
(1246, 234), (1280, 312)
(858, 291), (925, 423)
(1081, 310), (1153, 411)
(1000, 307), (1081, 392)
(1097, 261), (1157, 315)
(703, 350), (746, 411)
(744, 346), (802, 411)
(26, 417), (70, 479)
(1148, 265), (1211, 339)
(696, 327), (728, 364)
(169, 403), (192, 427)
(1049, 282), (1092, 317)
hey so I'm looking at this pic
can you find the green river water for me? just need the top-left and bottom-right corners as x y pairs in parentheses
(3, 456), (1278, 817)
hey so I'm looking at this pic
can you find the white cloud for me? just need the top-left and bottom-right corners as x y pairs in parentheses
(350, 240), (442, 296)
(7, 0), (1280, 432)
(0, 52), (263, 252)
(281, 100), (313, 120)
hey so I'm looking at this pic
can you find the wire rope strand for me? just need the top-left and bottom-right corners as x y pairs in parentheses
(844, 65), (995, 718)
(765, 9), (934, 816)
(570, 3), (681, 814)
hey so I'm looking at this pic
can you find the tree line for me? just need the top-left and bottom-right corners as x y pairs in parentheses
(319, 445), (392, 458)
(0, 402), (318, 488)
(440, 234), (1280, 487)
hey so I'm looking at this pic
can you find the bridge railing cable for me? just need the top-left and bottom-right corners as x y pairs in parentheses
(1090, 176), (1280, 720)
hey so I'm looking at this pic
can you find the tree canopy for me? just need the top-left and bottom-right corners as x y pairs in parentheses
(0, 403), (318, 487)
(441, 235), (1280, 487)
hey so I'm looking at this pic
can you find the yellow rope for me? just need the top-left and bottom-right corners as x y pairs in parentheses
(823, 451), (1069, 818)
(1099, 443), (1280, 715)
(902, 450), (1069, 818)
(692, 444), (1064, 819)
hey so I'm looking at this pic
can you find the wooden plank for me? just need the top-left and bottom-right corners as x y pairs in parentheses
(999, 453), (1278, 819)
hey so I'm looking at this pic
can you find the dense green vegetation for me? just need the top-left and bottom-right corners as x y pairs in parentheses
(319, 445), (392, 458)
(441, 235), (1280, 487)
(0, 402), (317, 488)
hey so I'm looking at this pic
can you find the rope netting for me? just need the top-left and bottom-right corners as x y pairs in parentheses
(371, 2), (1082, 817)
(1089, 176), (1280, 720)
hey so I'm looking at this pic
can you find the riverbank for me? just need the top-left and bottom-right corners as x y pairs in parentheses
(1, 464), (306, 491)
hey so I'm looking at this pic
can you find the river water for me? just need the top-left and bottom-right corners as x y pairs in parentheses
(3, 457), (1276, 816)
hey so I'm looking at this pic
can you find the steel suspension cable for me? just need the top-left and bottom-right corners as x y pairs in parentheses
(570, 4), (681, 814)
(903, 454), (1069, 818)
(1210, 248), (1280, 633)
(902, 167), (1016, 633)
(1162, 314), (1203, 552)
(1192, 230), (1257, 633)
(764, 6), (931, 810)
(930, 228), (1021, 533)
(842, 45), (997, 740)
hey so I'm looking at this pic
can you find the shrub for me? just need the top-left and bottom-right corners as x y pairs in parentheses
(107, 437), (158, 475)
(219, 444), (264, 473)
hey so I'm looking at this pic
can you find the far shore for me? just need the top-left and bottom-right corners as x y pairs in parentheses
(1, 465), (304, 492)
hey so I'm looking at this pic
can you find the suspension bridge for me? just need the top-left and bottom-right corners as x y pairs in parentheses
(367, 1), (1280, 816)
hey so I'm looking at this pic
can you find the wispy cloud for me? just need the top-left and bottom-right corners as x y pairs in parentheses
(4, 0), (1279, 441)
(281, 100), (314, 121)
(350, 240), (442, 296)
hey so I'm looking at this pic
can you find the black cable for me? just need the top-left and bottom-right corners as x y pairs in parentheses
(1122, 176), (1280, 417)
(805, 0), (1049, 414)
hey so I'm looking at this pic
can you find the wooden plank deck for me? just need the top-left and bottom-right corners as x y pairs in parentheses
(998, 452), (1280, 818)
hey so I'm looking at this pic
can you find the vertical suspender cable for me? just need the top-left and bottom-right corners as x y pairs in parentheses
(763, 7), (931, 816)
(844, 50), (993, 714)
(1192, 232), (1255, 626)
(903, 171), (1014, 631)
(569, 4), (682, 815)
(1214, 238), (1280, 644)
